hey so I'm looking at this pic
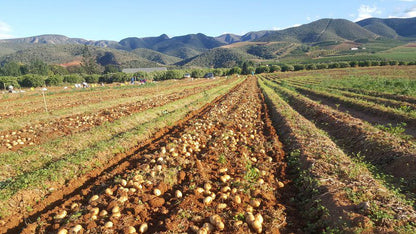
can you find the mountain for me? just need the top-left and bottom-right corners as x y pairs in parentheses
(215, 31), (274, 44)
(241, 30), (274, 41)
(0, 17), (415, 68)
(118, 34), (170, 50)
(0, 34), (119, 47)
(256, 19), (378, 43)
(215, 34), (242, 44)
(118, 33), (225, 59)
(357, 17), (416, 38)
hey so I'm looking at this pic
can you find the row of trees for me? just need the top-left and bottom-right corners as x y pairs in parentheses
(254, 60), (416, 74)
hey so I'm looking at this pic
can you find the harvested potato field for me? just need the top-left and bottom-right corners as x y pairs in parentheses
(1, 66), (416, 233)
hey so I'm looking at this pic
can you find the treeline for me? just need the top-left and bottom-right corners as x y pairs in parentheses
(0, 68), (236, 88)
(254, 60), (416, 74)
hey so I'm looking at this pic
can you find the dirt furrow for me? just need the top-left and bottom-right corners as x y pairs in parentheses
(0, 79), (212, 120)
(0, 79), (231, 152)
(2, 77), (300, 233)
(260, 78), (416, 233)
(264, 79), (416, 189)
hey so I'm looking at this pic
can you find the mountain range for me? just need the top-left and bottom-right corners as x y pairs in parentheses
(0, 17), (415, 68)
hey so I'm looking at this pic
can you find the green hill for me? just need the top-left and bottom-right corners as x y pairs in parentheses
(119, 33), (225, 59)
(177, 48), (257, 68)
(0, 44), (159, 68)
(357, 17), (416, 38)
(257, 19), (378, 43)
(131, 48), (181, 65)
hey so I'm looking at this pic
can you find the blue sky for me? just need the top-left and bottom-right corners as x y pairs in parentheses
(0, 0), (415, 41)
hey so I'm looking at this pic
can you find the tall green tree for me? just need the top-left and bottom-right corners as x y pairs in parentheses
(1, 62), (21, 76)
(30, 59), (49, 75)
(81, 45), (99, 74)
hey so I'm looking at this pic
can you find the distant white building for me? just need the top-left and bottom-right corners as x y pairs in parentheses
(350, 47), (359, 51)
(122, 67), (167, 74)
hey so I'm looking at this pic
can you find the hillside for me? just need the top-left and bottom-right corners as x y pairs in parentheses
(357, 17), (416, 38)
(119, 33), (225, 59)
(177, 48), (257, 68)
(256, 19), (378, 43)
(131, 48), (181, 65)
(0, 44), (159, 68)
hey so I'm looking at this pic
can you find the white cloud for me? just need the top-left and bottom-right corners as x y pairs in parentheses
(388, 6), (416, 18)
(400, 0), (415, 2)
(403, 6), (416, 17)
(0, 21), (13, 39)
(355, 5), (382, 21)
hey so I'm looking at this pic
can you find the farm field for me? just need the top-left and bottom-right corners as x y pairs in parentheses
(1, 66), (416, 233)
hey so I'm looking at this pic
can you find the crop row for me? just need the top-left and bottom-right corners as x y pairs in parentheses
(0, 77), (243, 223)
(259, 78), (416, 232)
(273, 80), (416, 135)
(6, 77), (299, 233)
(283, 79), (416, 111)
(262, 78), (416, 191)
(0, 78), (231, 152)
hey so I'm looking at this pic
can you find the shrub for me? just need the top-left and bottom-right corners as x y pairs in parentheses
(228, 67), (242, 75)
(64, 74), (84, 83)
(84, 74), (100, 83)
(328, 63), (340, 69)
(349, 61), (358, 67)
(358, 61), (371, 67)
(165, 70), (184, 79)
(306, 64), (317, 70)
(111, 72), (129, 83)
(380, 61), (389, 66)
(293, 64), (305, 71)
(281, 64), (294, 72)
(339, 62), (350, 68)
(45, 75), (64, 86)
(213, 68), (224, 77)
(317, 64), (328, 69)
(255, 66), (270, 74)
(0, 76), (20, 89)
(269, 65), (281, 72)
(371, 61), (380, 66)
(19, 74), (45, 87)
(389, 60), (398, 66)
(191, 69), (205, 78)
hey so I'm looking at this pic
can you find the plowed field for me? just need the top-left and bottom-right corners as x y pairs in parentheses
(1, 66), (416, 233)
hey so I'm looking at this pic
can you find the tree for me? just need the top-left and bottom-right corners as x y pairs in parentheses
(281, 64), (294, 72)
(30, 59), (49, 75)
(228, 67), (242, 75)
(191, 69), (205, 78)
(1, 62), (21, 76)
(306, 64), (317, 70)
(20, 74), (45, 87)
(50, 65), (69, 75)
(255, 66), (270, 74)
(81, 45), (100, 74)
(293, 64), (305, 71)
(104, 64), (121, 74)
(241, 61), (254, 75)
(269, 65), (281, 73)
